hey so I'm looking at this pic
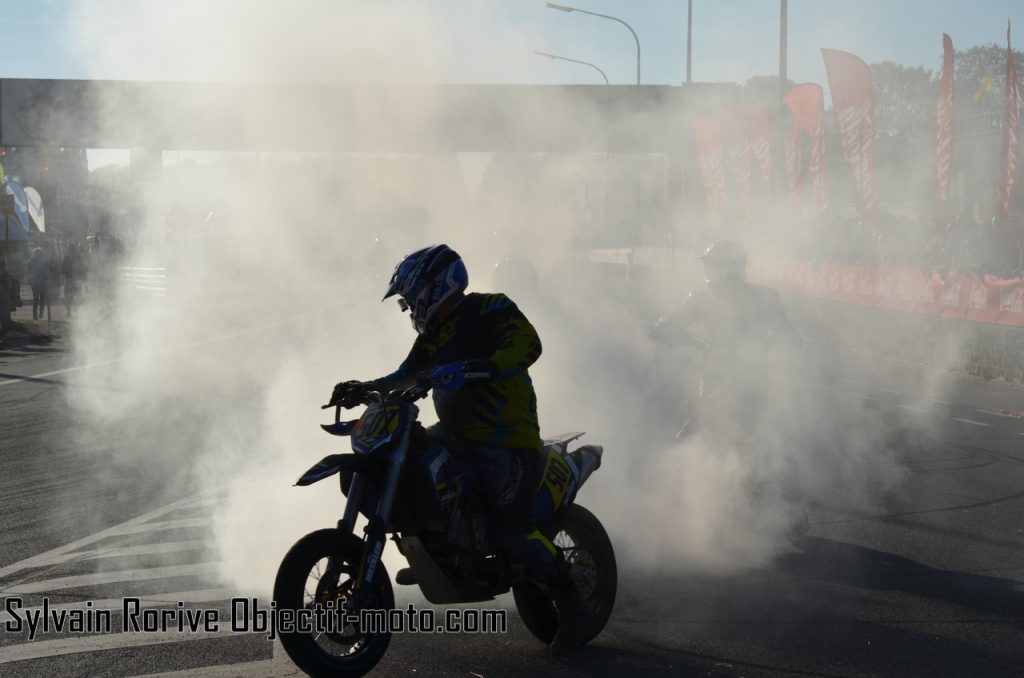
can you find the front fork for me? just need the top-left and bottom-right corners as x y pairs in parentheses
(340, 428), (410, 610)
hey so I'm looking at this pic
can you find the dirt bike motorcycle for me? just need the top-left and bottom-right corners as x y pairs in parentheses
(272, 375), (616, 677)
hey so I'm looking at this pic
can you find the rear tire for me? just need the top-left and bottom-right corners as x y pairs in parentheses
(273, 529), (394, 678)
(513, 504), (617, 647)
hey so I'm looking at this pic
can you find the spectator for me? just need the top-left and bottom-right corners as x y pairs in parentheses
(26, 247), (48, 320)
(47, 252), (62, 312)
(0, 257), (23, 344)
(62, 244), (85, 319)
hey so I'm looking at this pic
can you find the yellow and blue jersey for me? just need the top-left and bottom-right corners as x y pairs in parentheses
(376, 292), (542, 449)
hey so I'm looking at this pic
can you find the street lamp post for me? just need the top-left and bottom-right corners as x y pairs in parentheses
(686, 0), (693, 83)
(545, 2), (640, 85)
(534, 50), (609, 84)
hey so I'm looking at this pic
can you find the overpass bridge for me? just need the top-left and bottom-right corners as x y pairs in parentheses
(0, 79), (733, 154)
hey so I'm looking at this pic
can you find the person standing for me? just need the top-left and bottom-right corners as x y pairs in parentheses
(0, 258), (23, 343)
(26, 247), (48, 320)
(62, 244), (83, 319)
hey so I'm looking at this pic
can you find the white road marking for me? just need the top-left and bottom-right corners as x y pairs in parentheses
(950, 417), (993, 428)
(0, 629), (259, 665)
(0, 589), (233, 624)
(899, 405), (929, 414)
(0, 497), (206, 580)
(3, 563), (219, 595)
(110, 518), (211, 536)
(32, 541), (209, 567)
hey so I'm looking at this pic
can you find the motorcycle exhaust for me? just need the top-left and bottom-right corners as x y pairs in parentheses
(568, 445), (603, 488)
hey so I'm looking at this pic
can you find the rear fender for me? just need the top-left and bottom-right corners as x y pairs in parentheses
(534, 443), (603, 523)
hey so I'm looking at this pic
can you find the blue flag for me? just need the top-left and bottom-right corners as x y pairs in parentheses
(4, 179), (31, 236)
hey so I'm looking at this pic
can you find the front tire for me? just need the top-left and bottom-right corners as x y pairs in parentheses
(513, 504), (617, 647)
(273, 529), (394, 678)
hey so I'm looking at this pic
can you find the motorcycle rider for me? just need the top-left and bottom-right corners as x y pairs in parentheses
(331, 243), (588, 650)
(651, 239), (801, 422)
(651, 240), (807, 532)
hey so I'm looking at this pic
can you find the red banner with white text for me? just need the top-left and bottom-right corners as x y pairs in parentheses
(692, 116), (727, 216)
(722, 109), (753, 213)
(748, 257), (1024, 327)
(1001, 21), (1021, 228)
(822, 49), (879, 222)
(935, 33), (954, 218)
(784, 115), (803, 203)
(784, 83), (831, 221)
(744, 103), (773, 191)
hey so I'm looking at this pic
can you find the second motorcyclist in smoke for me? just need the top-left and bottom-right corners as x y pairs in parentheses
(651, 240), (808, 533)
(651, 239), (802, 436)
(331, 244), (583, 605)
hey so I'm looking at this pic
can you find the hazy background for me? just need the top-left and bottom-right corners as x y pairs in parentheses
(44, 0), (956, 599)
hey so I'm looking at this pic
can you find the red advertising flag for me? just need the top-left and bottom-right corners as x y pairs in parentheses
(722, 108), (753, 211)
(783, 83), (830, 220)
(784, 115), (803, 194)
(822, 49), (879, 221)
(935, 34), (955, 218)
(692, 116), (727, 213)
(1000, 21), (1020, 228)
(743, 103), (773, 190)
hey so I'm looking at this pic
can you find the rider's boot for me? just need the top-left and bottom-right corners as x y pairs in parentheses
(395, 568), (417, 585)
(550, 565), (593, 655)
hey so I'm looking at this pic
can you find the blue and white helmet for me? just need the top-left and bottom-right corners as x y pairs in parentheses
(383, 244), (468, 333)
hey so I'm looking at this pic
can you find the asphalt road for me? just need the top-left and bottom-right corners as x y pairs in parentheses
(2, 317), (1023, 677)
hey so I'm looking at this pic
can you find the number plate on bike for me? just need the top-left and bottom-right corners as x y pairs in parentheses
(351, 403), (407, 454)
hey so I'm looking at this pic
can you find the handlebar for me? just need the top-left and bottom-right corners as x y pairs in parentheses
(322, 367), (491, 412)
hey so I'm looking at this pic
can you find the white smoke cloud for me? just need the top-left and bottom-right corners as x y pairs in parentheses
(51, 0), (937, 602)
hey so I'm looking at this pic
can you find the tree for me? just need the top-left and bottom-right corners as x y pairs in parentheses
(869, 61), (935, 140)
(954, 44), (1024, 123)
(741, 74), (794, 108)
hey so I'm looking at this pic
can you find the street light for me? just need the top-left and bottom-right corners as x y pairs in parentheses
(545, 2), (640, 85)
(534, 50), (609, 84)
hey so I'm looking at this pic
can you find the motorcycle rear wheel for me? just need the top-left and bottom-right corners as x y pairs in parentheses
(273, 529), (394, 678)
(513, 504), (617, 647)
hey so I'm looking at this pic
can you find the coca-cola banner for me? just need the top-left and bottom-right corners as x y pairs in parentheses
(692, 116), (727, 213)
(1001, 21), (1020, 227)
(935, 34), (955, 218)
(748, 256), (1024, 327)
(783, 83), (830, 220)
(822, 49), (879, 221)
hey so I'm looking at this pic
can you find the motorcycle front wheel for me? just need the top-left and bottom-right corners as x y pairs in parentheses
(273, 529), (394, 678)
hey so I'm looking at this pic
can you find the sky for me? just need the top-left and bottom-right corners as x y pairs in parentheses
(1, 0), (1018, 167)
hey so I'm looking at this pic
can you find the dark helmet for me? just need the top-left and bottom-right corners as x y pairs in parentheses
(383, 244), (468, 334)
(698, 240), (748, 285)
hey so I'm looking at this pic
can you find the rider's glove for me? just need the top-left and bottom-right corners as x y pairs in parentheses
(330, 380), (367, 408)
(462, 359), (498, 379)
(428, 360), (497, 391)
